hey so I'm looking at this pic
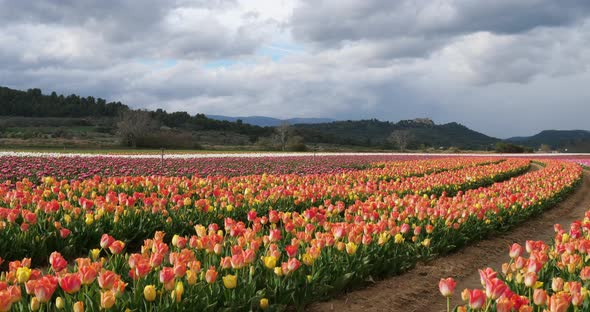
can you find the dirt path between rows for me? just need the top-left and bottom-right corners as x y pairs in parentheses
(308, 166), (590, 312)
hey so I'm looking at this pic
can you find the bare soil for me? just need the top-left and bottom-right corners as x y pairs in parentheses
(308, 166), (590, 312)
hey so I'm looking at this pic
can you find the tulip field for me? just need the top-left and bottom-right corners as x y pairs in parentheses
(0, 154), (586, 311)
(440, 209), (590, 312)
(439, 160), (590, 312)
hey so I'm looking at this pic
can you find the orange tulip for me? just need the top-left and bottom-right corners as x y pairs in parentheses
(73, 301), (84, 312)
(78, 265), (98, 285)
(495, 297), (513, 312)
(548, 293), (570, 312)
(552, 277), (564, 292)
(98, 270), (118, 290)
(533, 289), (547, 306)
(205, 267), (218, 284)
(0, 290), (12, 312)
(100, 290), (116, 309)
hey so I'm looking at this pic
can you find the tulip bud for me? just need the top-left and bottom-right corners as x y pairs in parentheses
(260, 298), (269, 310)
(73, 301), (84, 312)
(56, 297), (65, 309)
(30, 297), (40, 311)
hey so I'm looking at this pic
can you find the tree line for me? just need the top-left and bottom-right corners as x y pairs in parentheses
(0, 87), (126, 117)
(0, 86), (273, 139)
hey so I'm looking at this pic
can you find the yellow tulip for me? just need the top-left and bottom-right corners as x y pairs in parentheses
(222, 274), (237, 289)
(16, 266), (31, 283)
(345, 242), (358, 255)
(562, 233), (570, 243)
(274, 267), (283, 277)
(85, 213), (94, 225)
(90, 249), (100, 260)
(302, 253), (314, 266)
(186, 270), (197, 285)
(174, 282), (184, 302)
(143, 285), (156, 302)
(263, 256), (277, 270)
(30, 297), (40, 311)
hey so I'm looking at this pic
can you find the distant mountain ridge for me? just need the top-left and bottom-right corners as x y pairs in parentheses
(207, 115), (335, 127)
(507, 130), (590, 152)
(292, 118), (501, 150)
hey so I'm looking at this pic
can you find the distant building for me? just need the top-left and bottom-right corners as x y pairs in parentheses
(413, 118), (435, 126)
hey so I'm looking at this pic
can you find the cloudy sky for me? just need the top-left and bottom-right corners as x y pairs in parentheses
(1, 0), (589, 138)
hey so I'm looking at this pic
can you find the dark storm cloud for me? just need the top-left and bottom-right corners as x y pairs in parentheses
(291, 0), (590, 52)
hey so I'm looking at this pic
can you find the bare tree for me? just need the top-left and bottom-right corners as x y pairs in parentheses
(116, 110), (159, 147)
(388, 130), (413, 152)
(539, 144), (552, 152)
(274, 122), (290, 151)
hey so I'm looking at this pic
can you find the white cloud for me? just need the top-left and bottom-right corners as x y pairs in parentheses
(0, 0), (589, 138)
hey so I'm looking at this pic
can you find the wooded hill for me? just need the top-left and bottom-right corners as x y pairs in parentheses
(0, 85), (587, 151)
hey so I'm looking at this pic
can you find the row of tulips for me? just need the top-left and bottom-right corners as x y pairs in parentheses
(440, 216), (590, 311)
(0, 160), (582, 311)
(0, 158), (527, 265)
(575, 160), (589, 169)
(0, 155), (428, 182)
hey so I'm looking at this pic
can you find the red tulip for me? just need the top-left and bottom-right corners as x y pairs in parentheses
(59, 228), (71, 239)
(485, 278), (508, 300)
(438, 278), (456, 297)
(100, 234), (115, 249)
(49, 252), (67, 272)
(33, 276), (58, 303)
(108, 240), (125, 254)
(285, 245), (298, 258)
(508, 243), (522, 259)
(159, 267), (175, 291)
(59, 273), (81, 294)
(468, 289), (486, 309)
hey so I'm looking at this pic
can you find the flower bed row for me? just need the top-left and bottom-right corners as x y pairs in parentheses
(0, 160), (581, 311)
(0, 155), (424, 182)
(0, 159), (527, 265)
(440, 213), (590, 310)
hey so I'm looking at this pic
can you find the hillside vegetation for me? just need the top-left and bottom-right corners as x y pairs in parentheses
(0, 86), (587, 152)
